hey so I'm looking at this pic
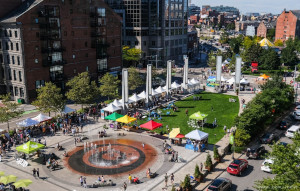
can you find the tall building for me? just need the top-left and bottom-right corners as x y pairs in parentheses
(0, 0), (122, 102)
(257, 21), (276, 38)
(105, 0), (189, 67)
(210, 5), (239, 15)
(275, 10), (300, 42)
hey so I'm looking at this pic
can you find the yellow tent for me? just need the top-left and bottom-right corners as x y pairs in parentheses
(116, 115), (137, 124)
(169, 128), (180, 138)
(260, 74), (270, 79)
(259, 38), (274, 47)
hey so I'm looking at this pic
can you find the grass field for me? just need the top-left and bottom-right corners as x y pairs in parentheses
(138, 92), (240, 144)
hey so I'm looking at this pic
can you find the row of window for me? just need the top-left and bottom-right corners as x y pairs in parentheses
(2, 30), (18, 38)
(0, 41), (20, 51)
(2, 54), (21, 65)
(7, 69), (23, 82)
(9, 86), (24, 98)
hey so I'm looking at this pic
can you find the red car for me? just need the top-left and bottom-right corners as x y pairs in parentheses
(227, 159), (248, 176)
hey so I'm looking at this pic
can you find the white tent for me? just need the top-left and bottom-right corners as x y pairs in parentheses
(190, 78), (200, 85)
(185, 129), (209, 141)
(112, 99), (123, 107)
(240, 78), (250, 85)
(221, 76), (227, 82)
(226, 77), (235, 84)
(31, 113), (52, 123)
(155, 86), (165, 94)
(62, 106), (76, 114)
(17, 118), (39, 127)
(152, 88), (159, 95)
(129, 94), (142, 102)
(102, 103), (122, 112)
(118, 99), (134, 104)
(171, 81), (181, 89)
(138, 91), (146, 99)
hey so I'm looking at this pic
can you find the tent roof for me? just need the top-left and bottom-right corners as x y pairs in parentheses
(102, 103), (122, 112)
(112, 99), (123, 107)
(152, 88), (159, 95)
(190, 78), (200, 85)
(240, 78), (249, 84)
(189, 111), (208, 120)
(176, 133), (185, 138)
(226, 77), (235, 84)
(140, 120), (162, 130)
(16, 141), (45, 154)
(185, 130), (209, 141)
(116, 115), (137, 124)
(16, 118), (39, 127)
(31, 113), (52, 123)
(62, 106), (76, 114)
(259, 38), (274, 47)
(169, 128), (180, 138)
(104, 112), (124, 121)
(259, 74), (270, 79)
(129, 94), (142, 102)
(221, 76), (227, 82)
(138, 91), (146, 99)
(171, 81), (181, 89)
(155, 86), (165, 93)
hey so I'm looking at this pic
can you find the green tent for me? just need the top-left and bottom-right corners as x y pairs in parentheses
(16, 141), (45, 154)
(13, 179), (32, 188)
(189, 111), (208, 121)
(105, 112), (124, 121)
(0, 175), (17, 184)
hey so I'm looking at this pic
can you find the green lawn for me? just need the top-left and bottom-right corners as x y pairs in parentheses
(138, 92), (239, 144)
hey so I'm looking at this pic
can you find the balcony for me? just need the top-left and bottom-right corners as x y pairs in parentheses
(42, 59), (66, 67)
(40, 33), (61, 40)
(41, 47), (65, 53)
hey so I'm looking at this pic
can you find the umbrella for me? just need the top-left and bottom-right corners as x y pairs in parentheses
(189, 111), (208, 121)
(104, 112), (124, 121)
(129, 94), (142, 102)
(0, 171), (4, 176)
(102, 103), (122, 112)
(140, 120), (162, 131)
(169, 128), (180, 138)
(0, 175), (17, 184)
(31, 113), (52, 123)
(259, 74), (270, 79)
(16, 141), (45, 154)
(16, 118), (39, 127)
(13, 179), (32, 188)
(116, 115), (137, 124)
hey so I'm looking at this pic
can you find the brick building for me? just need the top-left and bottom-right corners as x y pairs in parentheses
(275, 10), (300, 42)
(257, 21), (276, 38)
(0, 0), (122, 103)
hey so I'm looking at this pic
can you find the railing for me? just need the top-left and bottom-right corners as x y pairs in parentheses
(41, 47), (65, 53)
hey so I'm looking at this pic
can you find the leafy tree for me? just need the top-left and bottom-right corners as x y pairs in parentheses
(128, 67), (144, 91)
(229, 37), (242, 54)
(219, 31), (229, 44)
(99, 73), (120, 100)
(259, 49), (281, 70)
(242, 36), (254, 50)
(208, 51), (217, 68)
(234, 128), (251, 147)
(281, 39), (299, 67)
(274, 39), (284, 47)
(0, 94), (23, 131)
(66, 72), (99, 108)
(254, 133), (300, 191)
(266, 29), (275, 41)
(242, 43), (263, 63)
(122, 46), (143, 67)
(32, 82), (65, 116)
(226, 22), (235, 31)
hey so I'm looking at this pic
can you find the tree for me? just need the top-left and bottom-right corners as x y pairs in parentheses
(242, 43), (263, 63)
(122, 46), (143, 67)
(259, 49), (281, 70)
(226, 22), (235, 31)
(99, 72), (120, 100)
(0, 94), (23, 131)
(229, 37), (242, 54)
(66, 72), (99, 108)
(242, 36), (254, 50)
(274, 39), (284, 47)
(32, 82), (65, 116)
(266, 28), (275, 41)
(254, 133), (300, 191)
(234, 128), (251, 147)
(219, 31), (229, 44)
(128, 67), (144, 91)
(281, 39), (299, 67)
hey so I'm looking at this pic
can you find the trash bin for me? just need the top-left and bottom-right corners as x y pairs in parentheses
(17, 98), (24, 104)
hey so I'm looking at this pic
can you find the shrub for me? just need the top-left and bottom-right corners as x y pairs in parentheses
(194, 164), (201, 178)
(205, 153), (212, 168)
(213, 145), (220, 159)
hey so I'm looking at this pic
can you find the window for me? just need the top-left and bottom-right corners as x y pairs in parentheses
(14, 87), (18, 96)
(19, 71), (22, 82)
(20, 88), (24, 97)
(9, 86), (13, 95)
(127, 41), (131, 46)
(35, 18), (39, 23)
(35, 80), (45, 89)
(135, 41), (138, 45)
(0, 41), (2, 49)
(11, 43), (13, 50)
(17, 56), (20, 65)
(0, 54), (2, 63)
(86, 66), (89, 71)
(97, 8), (106, 17)
(36, 32), (40, 37)
(16, 43), (19, 51)
(12, 56), (15, 64)
(9, 30), (12, 37)
(85, 42), (88, 47)
(4, 30), (8, 37)
(8, 69), (12, 80)
(13, 70), (16, 80)
(97, 58), (107, 71)
(6, 55), (10, 64)
(35, 59), (38, 63)
(5, 42), (9, 50)
(71, 31), (74, 36)
(152, 41), (155, 46)
(14, 31), (18, 38)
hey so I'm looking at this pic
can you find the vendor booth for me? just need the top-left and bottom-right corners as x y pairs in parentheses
(185, 130), (208, 151)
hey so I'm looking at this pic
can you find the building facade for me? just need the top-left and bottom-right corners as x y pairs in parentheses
(275, 10), (300, 42)
(257, 21), (276, 38)
(0, 0), (122, 102)
(105, 0), (188, 67)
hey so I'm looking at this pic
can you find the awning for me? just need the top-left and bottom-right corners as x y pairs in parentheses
(31, 113), (52, 123)
(169, 128), (180, 138)
(129, 94), (143, 102)
(189, 111), (208, 120)
(16, 141), (45, 154)
(102, 103), (122, 112)
(16, 118), (39, 127)
(140, 120), (162, 130)
(116, 115), (137, 124)
(185, 130), (208, 141)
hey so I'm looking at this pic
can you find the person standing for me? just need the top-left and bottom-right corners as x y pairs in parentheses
(164, 173), (168, 187)
(185, 109), (188, 116)
(36, 168), (39, 178)
(128, 174), (132, 184)
(32, 168), (36, 177)
(174, 152), (178, 162)
(123, 182), (127, 191)
(74, 138), (77, 147)
(200, 162), (203, 172)
(83, 177), (87, 188)
(170, 173), (174, 185)
(223, 125), (227, 133)
(80, 176), (83, 187)
(142, 143), (145, 149)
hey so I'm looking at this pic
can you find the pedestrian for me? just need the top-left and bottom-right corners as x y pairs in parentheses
(123, 182), (127, 191)
(74, 138), (77, 146)
(80, 176), (83, 187)
(223, 125), (227, 133)
(227, 128), (230, 136)
(164, 173), (168, 187)
(193, 142), (197, 152)
(83, 177), (87, 188)
(211, 106), (214, 111)
(32, 168), (36, 177)
(174, 151), (178, 162)
(185, 109), (188, 116)
(142, 142), (145, 149)
(200, 162), (203, 172)
(128, 174), (132, 184)
(170, 173), (174, 185)
(36, 168), (39, 178)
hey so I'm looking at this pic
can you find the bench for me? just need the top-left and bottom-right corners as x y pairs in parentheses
(92, 180), (113, 188)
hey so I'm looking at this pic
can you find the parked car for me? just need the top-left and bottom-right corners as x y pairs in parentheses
(260, 133), (277, 144)
(285, 125), (300, 138)
(227, 159), (249, 176)
(246, 146), (266, 159)
(277, 121), (289, 130)
(291, 111), (300, 120)
(207, 177), (232, 191)
(261, 158), (274, 173)
(295, 105), (300, 111)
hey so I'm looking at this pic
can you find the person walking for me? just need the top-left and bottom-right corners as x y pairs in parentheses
(83, 177), (87, 188)
(128, 174), (132, 184)
(200, 162), (203, 172)
(142, 143), (145, 149)
(164, 173), (168, 187)
(123, 182), (127, 191)
(223, 125), (227, 133)
(80, 176), (83, 187)
(170, 173), (174, 185)
(36, 168), (39, 178)
(32, 168), (36, 178)
(74, 138), (77, 147)
(174, 152), (178, 162)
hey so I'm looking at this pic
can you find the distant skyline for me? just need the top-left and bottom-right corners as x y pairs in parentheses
(191, 0), (300, 14)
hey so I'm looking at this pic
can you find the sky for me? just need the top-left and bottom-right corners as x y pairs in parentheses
(191, 0), (300, 14)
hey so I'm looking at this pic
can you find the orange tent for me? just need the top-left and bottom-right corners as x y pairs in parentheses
(260, 74), (270, 79)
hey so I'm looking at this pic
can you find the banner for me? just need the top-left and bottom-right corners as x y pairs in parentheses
(229, 135), (234, 145)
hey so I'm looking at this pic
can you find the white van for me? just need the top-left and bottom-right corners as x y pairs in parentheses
(285, 125), (300, 138)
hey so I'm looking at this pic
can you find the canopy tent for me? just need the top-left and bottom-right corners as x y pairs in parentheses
(162, 86), (167, 92)
(104, 112), (124, 121)
(176, 134), (185, 138)
(129, 94), (142, 102)
(13, 179), (33, 188)
(240, 78), (250, 85)
(259, 38), (274, 47)
(155, 86), (166, 94)
(0, 175), (17, 185)
(171, 81), (181, 89)
(16, 141), (45, 154)
(138, 91), (147, 99)
(112, 99), (123, 107)
(169, 128), (180, 138)
(62, 106), (76, 114)
(116, 115), (137, 124)
(152, 88), (159, 96)
(140, 120), (162, 130)
(31, 113), (52, 123)
(16, 118), (39, 127)
(226, 77), (235, 84)
(0, 171), (5, 176)
(259, 74), (270, 79)
(189, 111), (208, 120)
(210, 83), (220, 86)
(102, 103), (122, 112)
(220, 76), (227, 82)
(207, 76), (216, 82)
(118, 99), (134, 104)
(190, 78), (200, 85)
(185, 130), (209, 141)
